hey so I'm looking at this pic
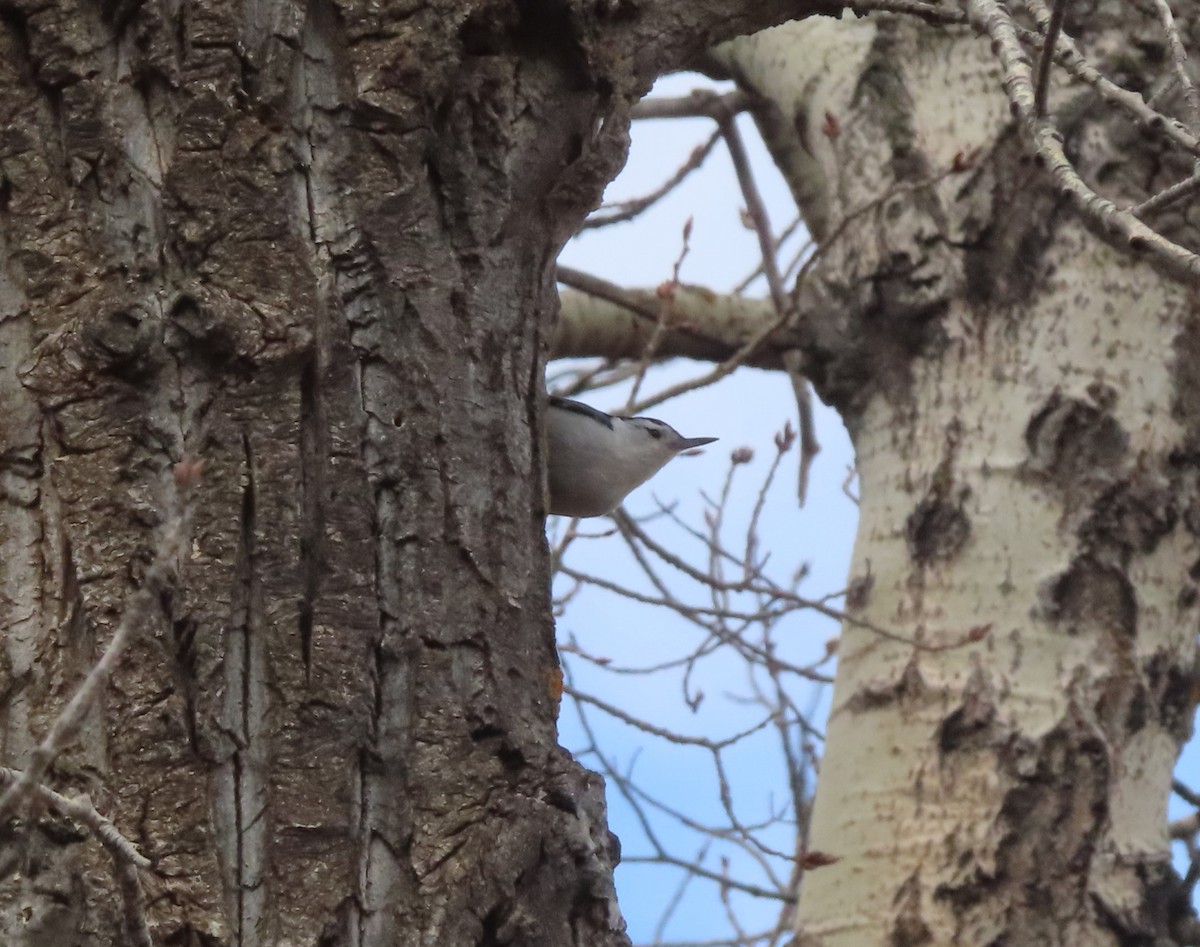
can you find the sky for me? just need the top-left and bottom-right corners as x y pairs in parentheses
(553, 72), (859, 943)
(551, 70), (1200, 944)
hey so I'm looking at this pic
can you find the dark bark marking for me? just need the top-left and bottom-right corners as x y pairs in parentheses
(905, 493), (970, 566)
(1079, 477), (1177, 561)
(1144, 651), (1199, 743)
(963, 130), (1067, 309)
(298, 354), (325, 676)
(1023, 389), (1128, 486)
(937, 665), (997, 755)
(937, 725), (1112, 941)
(478, 900), (511, 947)
(1038, 556), (1137, 639)
(890, 873), (933, 947)
(846, 654), (929, 712)
(167, 295), (237, 367)
(80, 304), (165, 380)
(855, 19), (924, 177)
(1172, 317), (1200, 455)
(161, 923), (227, 946)
(168, 612), (202, 754)
(906, 421), (970, 567)
(845, 569), (875, 610)
(0, 7), (35, 85)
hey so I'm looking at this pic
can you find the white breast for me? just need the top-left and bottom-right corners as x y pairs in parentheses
(547, 411), (672, 517)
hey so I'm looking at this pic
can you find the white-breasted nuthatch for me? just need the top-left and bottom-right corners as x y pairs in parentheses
(547, 395), (718, 517)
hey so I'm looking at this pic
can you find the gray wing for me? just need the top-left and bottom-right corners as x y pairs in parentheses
(549, 396), (614, 430)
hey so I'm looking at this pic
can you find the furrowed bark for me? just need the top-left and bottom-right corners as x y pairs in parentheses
(0, 0), (832, 944)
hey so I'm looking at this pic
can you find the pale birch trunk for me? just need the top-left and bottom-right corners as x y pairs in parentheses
(715, 9), (1200, 944)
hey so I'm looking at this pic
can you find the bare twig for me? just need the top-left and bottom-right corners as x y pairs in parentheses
(1175, 780), (1200, 808)
(1033, 0), (1069, 116)
(848, 0), (967, 24)
(565, 684), (780, 750)
(734, 216), (807, 294)
(782, 350), (818, 505)
(115, 859), (155, 947)
(632, 90), (752, 121)
(626, 219), (694, 409)
(1153, 0), (1200, 132)
(0, 766), (152, 870)
(584, 130), (723, 230)
(1135, 169), (1200, 218)
(1020, 0), (1200, 159)
(653, 844), (708, 941)
(0, 469), (194, 823)
(718, 111), (789, 316)
(0, 767), (156, 946)
(968, 0), (1200, 282)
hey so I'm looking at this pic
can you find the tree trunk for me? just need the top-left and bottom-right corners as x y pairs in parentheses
(718, 9), (1200, 945)
(0, 1), (829, 944)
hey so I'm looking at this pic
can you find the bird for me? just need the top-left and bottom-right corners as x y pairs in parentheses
(546, 395), (718, 518)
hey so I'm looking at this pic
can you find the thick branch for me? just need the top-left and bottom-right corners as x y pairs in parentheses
(618, 1), (842, 83)
(554, 279), (784, 368)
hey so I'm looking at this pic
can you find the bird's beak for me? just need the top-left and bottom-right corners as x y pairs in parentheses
(679, 436), (718, 450)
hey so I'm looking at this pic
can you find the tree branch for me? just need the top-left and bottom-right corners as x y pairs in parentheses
(554, 271), (783, 367)
(0, 467), (195, 823)
(968, 0), (1200, 282)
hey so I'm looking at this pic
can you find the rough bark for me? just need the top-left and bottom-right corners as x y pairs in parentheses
(0, 0), (834, 945)
(715, 6), (1200, 945)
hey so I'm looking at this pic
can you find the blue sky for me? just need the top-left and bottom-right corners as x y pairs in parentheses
(553, 72), (858, 943)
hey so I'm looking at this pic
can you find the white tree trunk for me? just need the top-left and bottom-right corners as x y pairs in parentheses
(718, 12), (1199, 944)
(805, 230), (1191, 945)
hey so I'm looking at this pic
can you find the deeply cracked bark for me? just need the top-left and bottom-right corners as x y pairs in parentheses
(0, 0), (833, 944)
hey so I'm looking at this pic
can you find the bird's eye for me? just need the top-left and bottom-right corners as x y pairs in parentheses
(648, 428), (663, 440)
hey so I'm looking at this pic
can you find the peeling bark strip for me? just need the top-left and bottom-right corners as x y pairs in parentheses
(0, 0), (838, 944)
(710, 11), (1200, 947)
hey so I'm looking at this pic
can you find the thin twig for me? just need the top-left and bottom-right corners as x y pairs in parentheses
(653, 844), (708, 941)
(783, 350), (818, 505)
(1175, 780), (1200, 808)
(1021, 0), (1200, 159)
(1134, 169), (1200, 218)
(631, 90), (752, 121)
(969, 0), (1200, 282)
(718, 112), (790, 316)
(568, 680), (795, 905)
(1153, 0), (1200, 133)
(116, 859), (155, 947)
(849, 0), (967, 23)
(615, 509), (982, 652)
(584, 130), (722, 230)
(621, 854), (792, 903)
(564, 684), (778, 750)
(734, 216), (807, 294)
(626, 219), (693, 409)
(621, 304), (795, 415)
(0, 767), (156, 946)
(1033, 0), (1069, 116)
(0, 767), (152, 869)
(0, 472), (194, 822)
